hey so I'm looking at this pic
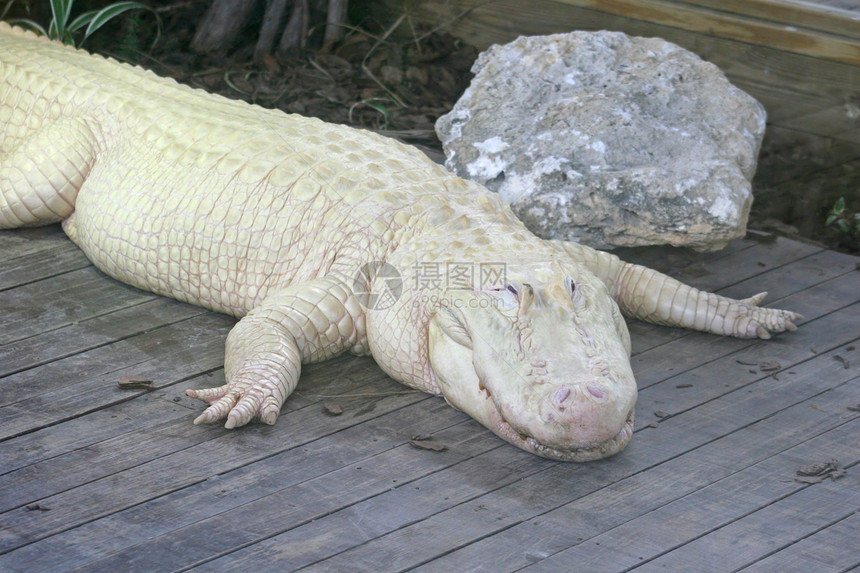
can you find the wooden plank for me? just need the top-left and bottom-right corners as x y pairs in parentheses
(0, 373), (211, 475)
(516, 410), (860, 571)
(633, 276), (859, 433)
(0, 227), (70, 264)
(0, 372), (420, 520)
(754, 156), (860, 239)
(778, 103), (860, 142)
(631, 465), (860, 571)
(385, 0), (860, 64)
(0, 239), (90, 291)
(660, 235), (820, 293)
(181, 441), (551, 572)
(51, 413), (518, 572)
(613, 236), (757, 276)
(680, 0), (860, 37)
(0, 375), (424, 557)
(0, 352), (372, 478)
(373, 0), (860, 135)
(0, 393), (476, 570)
(715, 244), (855, 302)
(0, 298), (205, 378)
(213, 392), (860, 572)
(0, 312), (234, 438)
(739, 511), (860, 572)
(407, 343), (859, 572)
(553, 0), (860, 64)
(0, 267), (156, 345)
(822, 0), (860, 12)
(755, 125), (860, 188)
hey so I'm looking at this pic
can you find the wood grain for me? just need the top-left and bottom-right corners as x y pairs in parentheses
(0, 225), (856, 571)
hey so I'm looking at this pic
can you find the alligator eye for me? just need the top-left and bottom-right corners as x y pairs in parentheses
(493, 282), (523, 311)
(565, 276), (576, 296)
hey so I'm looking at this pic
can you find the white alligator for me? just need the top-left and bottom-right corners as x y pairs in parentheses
(0, 24), (801, 460)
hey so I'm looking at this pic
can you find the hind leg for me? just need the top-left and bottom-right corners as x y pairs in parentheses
(0, 117), (97, 228)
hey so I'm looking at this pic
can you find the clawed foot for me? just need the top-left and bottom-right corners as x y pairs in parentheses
(734, 292), (803, 339)
(186, 380), (284, 429)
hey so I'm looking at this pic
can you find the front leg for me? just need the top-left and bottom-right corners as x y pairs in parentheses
(187, 276), (367, 428)
(549, 240), (802, 339)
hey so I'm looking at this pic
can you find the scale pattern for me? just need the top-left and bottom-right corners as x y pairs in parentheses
(0, 24), (801, 461)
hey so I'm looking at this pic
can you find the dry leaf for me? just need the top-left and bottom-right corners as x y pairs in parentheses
(261, 53), (281, 74)
(795, 459), (845, 484)
(410, 438), (447, 452)
(118, 375), (156, 391)
(323, 401), (343, 416)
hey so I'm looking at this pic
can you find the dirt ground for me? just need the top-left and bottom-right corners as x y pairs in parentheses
(71, 2), (859, 255)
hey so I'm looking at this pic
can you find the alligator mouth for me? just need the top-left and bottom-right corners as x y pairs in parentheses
(498, 408), (635, 462)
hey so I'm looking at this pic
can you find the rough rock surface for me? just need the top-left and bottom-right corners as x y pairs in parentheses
(436, 31), (767, 250)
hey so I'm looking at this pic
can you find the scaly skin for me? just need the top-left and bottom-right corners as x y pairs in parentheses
(0, 24), (801, 461)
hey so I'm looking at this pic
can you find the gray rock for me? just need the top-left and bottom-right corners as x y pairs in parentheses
(436, 31), (767, 250)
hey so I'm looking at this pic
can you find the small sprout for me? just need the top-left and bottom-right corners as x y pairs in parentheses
(7, 0), (160, 48)
(825, 196), (860, 243)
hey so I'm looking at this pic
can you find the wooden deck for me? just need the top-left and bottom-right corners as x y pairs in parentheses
(0, 225), (857, 571)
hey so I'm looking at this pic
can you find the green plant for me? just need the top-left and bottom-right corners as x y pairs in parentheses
(825, 196), (860, 240)
(6, 0), (158, 47)
(348, 98), (392, 130)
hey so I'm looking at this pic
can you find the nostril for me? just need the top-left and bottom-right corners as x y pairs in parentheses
(587, 385), (605, 399)
(553, 386), (571, 406)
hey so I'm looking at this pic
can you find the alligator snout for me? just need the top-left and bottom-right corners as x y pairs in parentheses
(526, 381), (636, 451)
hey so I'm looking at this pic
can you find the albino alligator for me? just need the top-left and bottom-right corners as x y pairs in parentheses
(0, 24), (801, 461)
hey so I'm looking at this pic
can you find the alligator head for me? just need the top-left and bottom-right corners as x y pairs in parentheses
(428, 261), (637, 461)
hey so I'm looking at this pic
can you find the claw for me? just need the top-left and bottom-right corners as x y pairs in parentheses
(186, 385), (229, 404)
(754, 324), (771, 339)
(260, 396), (281, 425)
(225, 393), (262, 428)
(192, 391), (239, 425)
(224, 412), (242, 429)
(743, 292), (768, 306)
